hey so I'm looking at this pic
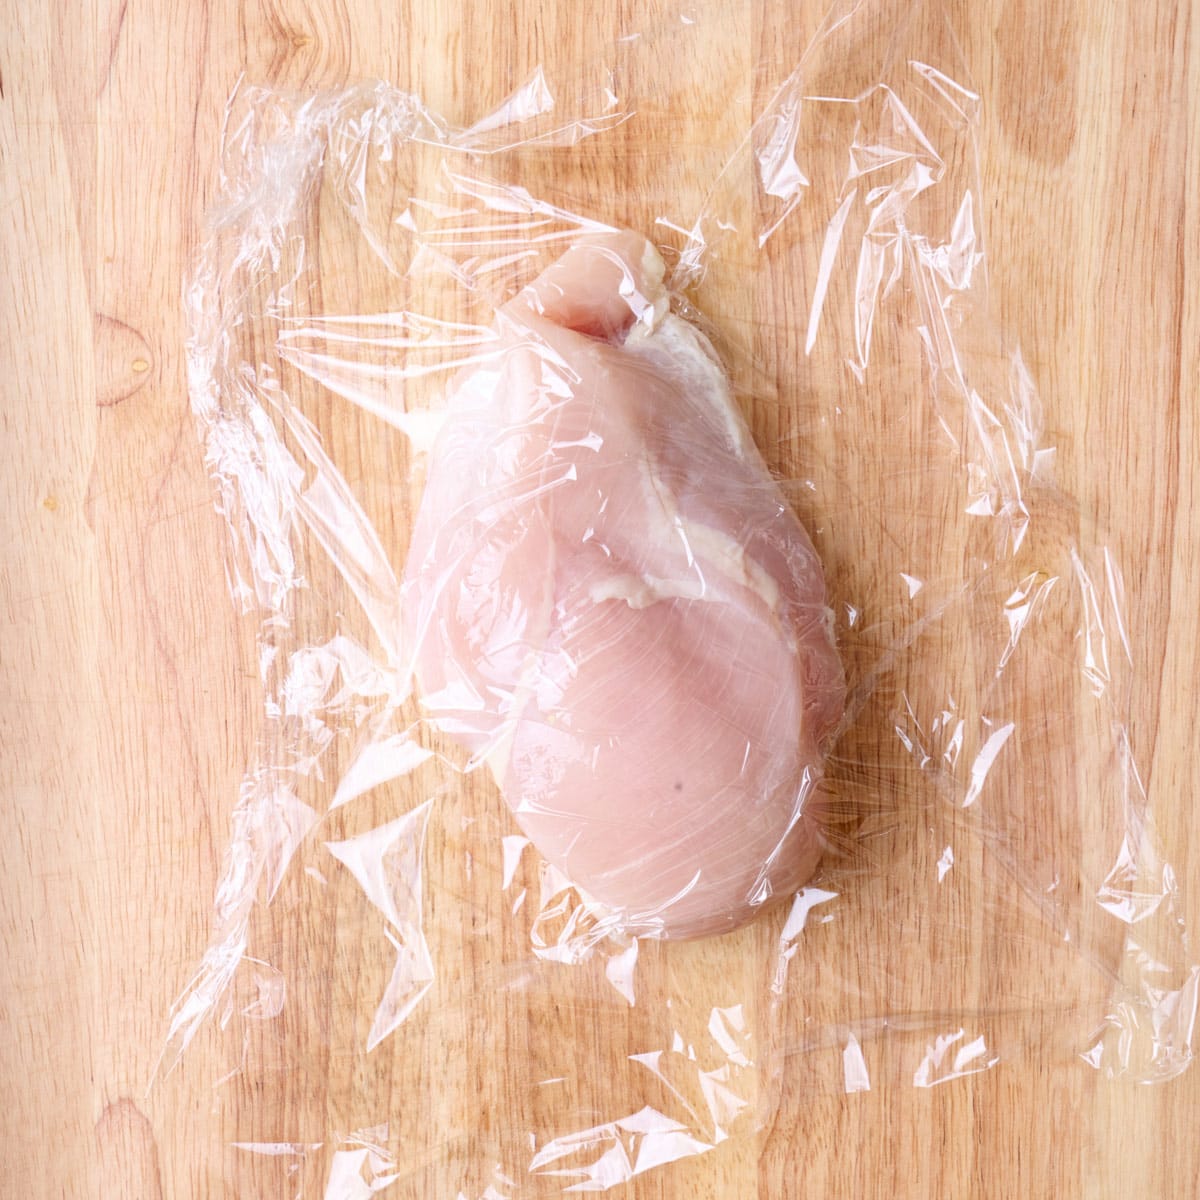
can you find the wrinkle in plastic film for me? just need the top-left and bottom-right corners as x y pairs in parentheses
(173, 0), (1193, 1194)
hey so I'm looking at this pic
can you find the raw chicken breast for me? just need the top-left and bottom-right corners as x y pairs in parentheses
(402, 231), (845, 939)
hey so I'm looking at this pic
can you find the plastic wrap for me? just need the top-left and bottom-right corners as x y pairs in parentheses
(171, 0), (1196, 1194)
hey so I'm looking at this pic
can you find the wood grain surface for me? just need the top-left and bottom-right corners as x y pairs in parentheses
(2, 1), (1198, 1197)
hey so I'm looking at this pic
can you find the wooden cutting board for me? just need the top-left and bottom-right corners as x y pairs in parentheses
(3, 1), (1198, 1196)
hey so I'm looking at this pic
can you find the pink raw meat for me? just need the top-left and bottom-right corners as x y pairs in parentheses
(401, 231), (845, 938)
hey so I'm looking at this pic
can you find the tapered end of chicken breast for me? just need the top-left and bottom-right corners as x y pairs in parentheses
(513, 230), (669, 341)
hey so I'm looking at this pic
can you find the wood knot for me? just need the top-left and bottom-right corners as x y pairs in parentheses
(95, 312), (154, 407)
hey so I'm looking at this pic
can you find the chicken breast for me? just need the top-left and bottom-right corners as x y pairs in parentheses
(401, 231), (845, 939)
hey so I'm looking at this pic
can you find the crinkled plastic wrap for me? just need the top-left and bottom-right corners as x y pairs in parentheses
(172, 0), (1196, 1194)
